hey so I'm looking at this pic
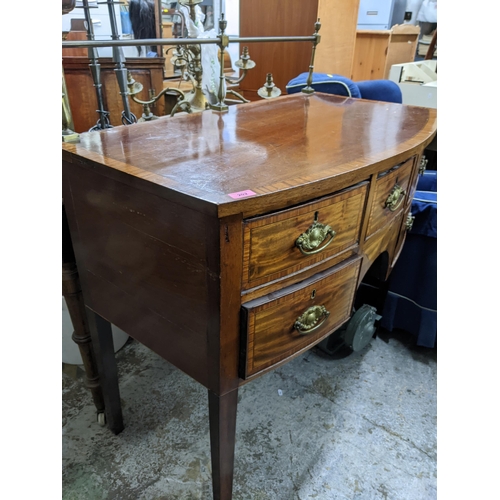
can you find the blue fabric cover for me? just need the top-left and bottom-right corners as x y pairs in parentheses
(416, 170), (437, 192)
(286, 73), (362, 98)
(380, 173), (437, 348)
(286, 73), (403, 103)
(410, 191), (437, 239)
(355, 80), (403, 104)
(380, 238), (437, 349)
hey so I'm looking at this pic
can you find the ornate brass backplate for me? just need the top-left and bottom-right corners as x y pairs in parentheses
(419, 155), (428, 175)
(295, 216), (336, 255)
(385, 184), (406, 212)
(405, 212), (415, 231)
(294, 305), (330, 335)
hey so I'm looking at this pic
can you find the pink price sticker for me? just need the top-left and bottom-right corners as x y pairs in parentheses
(228, 189), (257, 200)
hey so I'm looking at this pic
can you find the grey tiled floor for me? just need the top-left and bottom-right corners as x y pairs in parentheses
(62, 329), (436, 499)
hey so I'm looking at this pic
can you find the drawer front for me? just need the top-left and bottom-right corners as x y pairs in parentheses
(392, 208), (413, 267)
(365, 157), (414, 238)
(240, 257), (362, 379)
(242, 183), (367, 290)
(359, 210), (404, 282)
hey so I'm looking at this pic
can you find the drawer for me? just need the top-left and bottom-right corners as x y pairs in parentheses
(365, 157), (415, 238)
(242, 183), (368, 290)
(240, 257), (362, 379)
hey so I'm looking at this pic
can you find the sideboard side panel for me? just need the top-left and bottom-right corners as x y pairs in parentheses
(62, 160), (218, 388)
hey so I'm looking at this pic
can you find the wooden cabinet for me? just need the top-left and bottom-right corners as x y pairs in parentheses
(62, 93), (436, 500)
(314, 0), (361, 76)
(62, 56), (166, 133)
(239, 0), (360, 100)
(351, 24), (421, 81)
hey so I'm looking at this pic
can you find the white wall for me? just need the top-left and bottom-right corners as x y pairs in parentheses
(223, 0), (240, 71)
(405, 0), (424, 25)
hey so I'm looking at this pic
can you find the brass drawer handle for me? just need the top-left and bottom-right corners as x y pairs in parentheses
(295, 216), (336, 256)
(294, 305), (330, 335)
(419, 155), (428, 175)
(385, 184), (406, 212)
(406, 213), (415, 231)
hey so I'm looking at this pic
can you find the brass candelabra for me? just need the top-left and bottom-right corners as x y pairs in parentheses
(62, 11), (322, 126)
(133, 1), (257, 120)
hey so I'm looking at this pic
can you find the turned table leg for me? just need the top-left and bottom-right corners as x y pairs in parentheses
(208, 389), (239, 500)
(62, 262), (106, 420)
(62, 204), (106, 423)
(63, 203), (123, 433)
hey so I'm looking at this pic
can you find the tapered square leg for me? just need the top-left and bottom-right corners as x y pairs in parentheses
(85, 308), (124, 435)
(208, 389), (239, 500)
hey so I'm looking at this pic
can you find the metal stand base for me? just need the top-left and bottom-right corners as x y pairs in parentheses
(62, 132), (80, 143)
(208, 102), (229, 112)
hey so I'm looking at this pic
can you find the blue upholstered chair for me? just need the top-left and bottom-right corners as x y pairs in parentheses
(286, 72), (403, 104)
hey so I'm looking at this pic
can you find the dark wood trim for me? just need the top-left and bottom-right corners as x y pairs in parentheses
(212, 214), (244, 396)
(62, 56), (166, 70)
(208, 389), (239, 500)
(85, 308), (124, 435)
(425, 31), (437, 60)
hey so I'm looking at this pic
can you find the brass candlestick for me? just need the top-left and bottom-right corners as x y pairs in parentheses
(208, 13), (229, 112)
(139, 7), (257, 117)
(173, 0), (213, 112)
(301, 19), (322, 95)
(258, 73), (281, 99)
(179, 0), (203, 21)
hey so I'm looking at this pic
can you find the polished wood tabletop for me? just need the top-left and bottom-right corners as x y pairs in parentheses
(62, 93), (437, 218)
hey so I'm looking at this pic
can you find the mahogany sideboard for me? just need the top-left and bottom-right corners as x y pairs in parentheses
(62, 93), (437, 500)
